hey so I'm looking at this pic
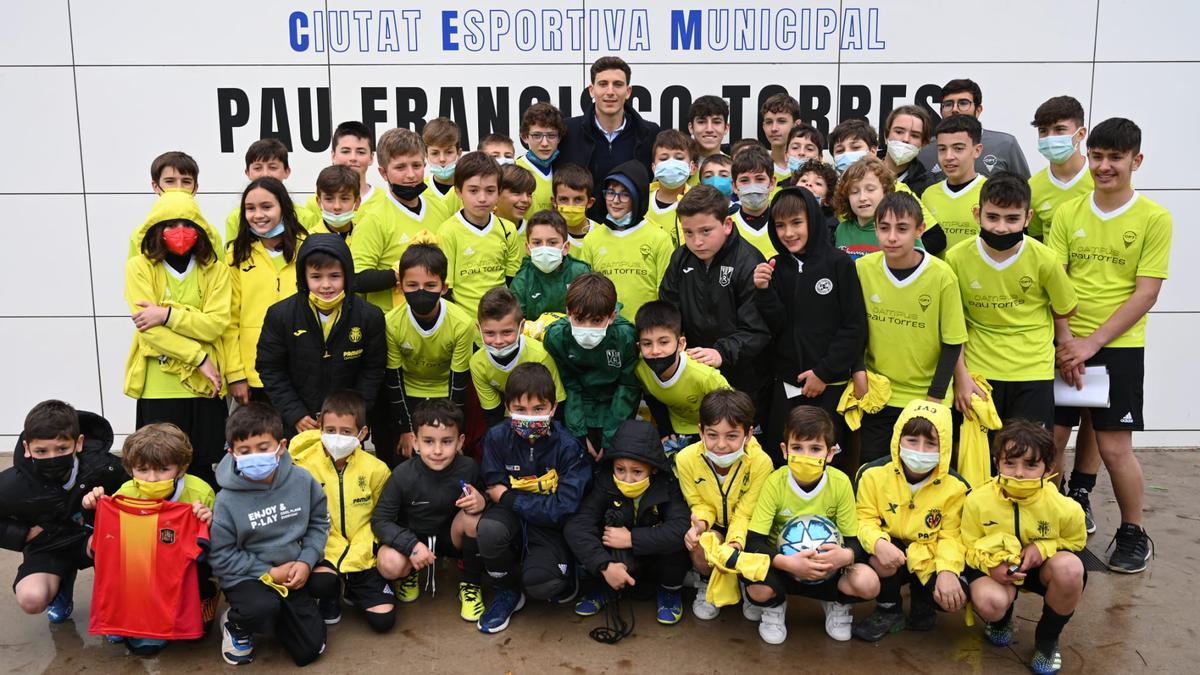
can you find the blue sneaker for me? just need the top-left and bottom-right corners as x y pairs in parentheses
(104, 635), (125, 644)
(46, 587), (74, 623)
(126, 637), (167, 657)
(656, 586), (683, 625)
(1030, 641), (1063, 674)
(221, 609), (254, 665)
(984, 619), (1014, 647)
(574, 587), (607, 617)
(477, 588), (525, 634)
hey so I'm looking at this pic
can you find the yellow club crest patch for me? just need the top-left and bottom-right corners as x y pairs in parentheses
(349, 326), (362, 343)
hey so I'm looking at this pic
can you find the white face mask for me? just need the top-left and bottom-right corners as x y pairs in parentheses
(899, 446), (940, 474)
(571, 323), (608, 349)
(737, 183), (770, 211)
(704, 439), (746, 468)
(322, 433), (360, 461)
(886, 140), (920, 166)
(530, 246), (564, 273)
(485, 336), (521, 359)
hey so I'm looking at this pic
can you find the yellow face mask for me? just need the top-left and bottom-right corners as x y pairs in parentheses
(310, 291), (345, 313)
(787, 454), (826, 484)
(134, 477), (176, 500)
(557, 204), (587, 229)
(615, 476), (651, 499)
(998, 473), (1056, 501)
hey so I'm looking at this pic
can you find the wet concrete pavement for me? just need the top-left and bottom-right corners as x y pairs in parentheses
(2, 449), (1198, 674)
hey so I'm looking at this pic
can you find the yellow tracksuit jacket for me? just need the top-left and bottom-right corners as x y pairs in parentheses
(673, 437), (773, 548)
(224, 234), (307, 387)
(961, 475), (1087, 573)
(124, 192), (231, 398)
(856, 400), (969, 583)
(289, 430), (391, 573)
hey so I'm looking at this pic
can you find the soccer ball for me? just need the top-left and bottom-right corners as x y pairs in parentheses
(778, 515), (843, 582)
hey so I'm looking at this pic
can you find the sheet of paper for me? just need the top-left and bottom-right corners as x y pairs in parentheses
(1054, 366), (1110, 408)
(783, 382), (805, 400)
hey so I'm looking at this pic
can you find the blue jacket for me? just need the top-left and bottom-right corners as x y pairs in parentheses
(480, 420), (592, 528)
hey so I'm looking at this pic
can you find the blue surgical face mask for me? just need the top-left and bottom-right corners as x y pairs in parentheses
(251, 222), (286, 239)
(1037, 135), (1078, 164)
(654, 159), (692, 189)
(235, 446), (281, 480)
(787, 155), (803, 173)
(833, 150), (868, 175)
(608, 212), (632, 228)
(428, 161), (456, 182)
(702, 175), (733, 197)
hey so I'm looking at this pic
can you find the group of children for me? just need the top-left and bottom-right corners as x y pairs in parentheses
(0, 59), (1171, 675)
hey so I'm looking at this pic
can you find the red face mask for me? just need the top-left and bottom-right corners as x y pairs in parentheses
(162, 225), (199, 255)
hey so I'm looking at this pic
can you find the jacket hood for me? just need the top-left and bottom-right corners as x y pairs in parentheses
(606, 419), (672, 472)
(132, 191), (221, 254)
(215, 445), (296, 491)
(287, 428), (326, 464)
(767, 185), (832, 262)
(890, 399), (954, 478)
(12, 410), (114, 472)
(605, 159), (651, 225)
(294, 232), (355, 294)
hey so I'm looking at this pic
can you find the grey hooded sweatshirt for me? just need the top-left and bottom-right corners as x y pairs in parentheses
(210, 450), (329, 588)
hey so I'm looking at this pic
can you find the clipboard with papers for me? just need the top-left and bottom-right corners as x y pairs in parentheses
(1054, 366), (1110, 408)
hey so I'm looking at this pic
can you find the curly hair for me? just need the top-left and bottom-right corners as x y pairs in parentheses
(830, 155), (895, 221)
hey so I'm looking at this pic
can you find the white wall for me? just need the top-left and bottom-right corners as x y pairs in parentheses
(1, 0), (1196, 448)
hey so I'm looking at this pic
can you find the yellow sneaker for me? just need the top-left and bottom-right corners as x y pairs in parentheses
(394, 572), (420, 603)
(458, 582), (484, 621)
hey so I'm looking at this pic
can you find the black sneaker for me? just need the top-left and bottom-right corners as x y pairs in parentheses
(852, 607), (904, 642)
(1106, 523), (1153, 573)
(1067, 487), (1096, 535)
(908, 593), (937, 631)
(318, 597), (341, 625)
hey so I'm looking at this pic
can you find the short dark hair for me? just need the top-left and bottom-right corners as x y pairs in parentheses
(150, 151), (199, 184)
(787, 123), (826, 151)
(453, 151), (501, 190)
(422, 117), (460, 149)
(122, 423), (192, 473)
(553, 163), (594, 198)
(689, 95), (729, 124)
(527, 208), (568, 241)
(23, 399), (80, 442)
(730, 138), (764, 159)
(1087, 117), (1141, 155)
(699, 389), (755, 432)
(760, 93), (801, 120)
(783, 406), (836, 448)
(399, 243), (448, 282)
(333, 120), (374, 152)
(231, 177), (304, 267)
(732, 145), (773, 180)
(226, 402), (283, 445)
(411, 399), (464, 436)
(942, 78), (983, 107)
(676, 184), (729, 224)
(320, 390), (367, 430)
(478, 286), (523, 323)
(590, 56), (631, 83)
(1031, 96), (1085, 129)
(565, 273), (617, 320)
(245, 138), (289, 170)
(521, 102), (567, 138)
(769, 190), (809, 224)
(795, 159), (838, 195)
(899, 416), (938, 442)
(935, 114), (982, 144)
(653, 129), (696, 161)
(503, 362), (557, 407)
(992, 419), (1055, 468)
(303, 249), (342, 273)
(635, 300), (682, 338)
(884, 105), (933, 145)
(316, 164), (360, 200)
(829, 118), (879, 151)
(500, 164), (536, 195)
(979, 171), (1031, 211)
(478, 134), (515, 152)
(699, 153), (732, 175)
(875, 190), (924, 227)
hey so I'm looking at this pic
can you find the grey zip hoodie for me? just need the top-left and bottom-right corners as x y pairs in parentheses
(210, 450), (330, 588)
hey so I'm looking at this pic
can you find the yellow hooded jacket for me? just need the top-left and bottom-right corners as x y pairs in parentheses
(124, 192), (231, 399)
(289, 429), (391, 573)
(224, 233), (307, 386)
(961, 475), (1087, 573)
(856, 400), (969, 584)
(673, 437), (773, 548)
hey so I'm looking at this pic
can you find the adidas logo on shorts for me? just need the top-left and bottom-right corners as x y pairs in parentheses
(1120, 412), (1134, 424)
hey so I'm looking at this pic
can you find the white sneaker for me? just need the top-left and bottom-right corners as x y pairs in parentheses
(758, 600), (787, 644)
(742, 600), (763, 622)
(683, 569), (702, 589)
(821, 601), (853, 641)
(692, 580), (719, 621)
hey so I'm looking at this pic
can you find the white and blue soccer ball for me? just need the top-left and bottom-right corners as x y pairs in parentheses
(777, 514), (844, 581)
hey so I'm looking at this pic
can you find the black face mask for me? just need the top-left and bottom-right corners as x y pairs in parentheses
(33, 453), (75, 484)
(405, 289), (440, 316)
(390, 182), (427, 201)
(979, 228), (1024, 251)
(644, 352), (678, 378)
